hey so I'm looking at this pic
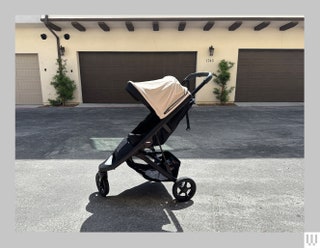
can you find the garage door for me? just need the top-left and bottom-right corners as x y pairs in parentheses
(15, 54), (43, 104)
(79, 52), (196, 103)
(235, 49), (304, 102)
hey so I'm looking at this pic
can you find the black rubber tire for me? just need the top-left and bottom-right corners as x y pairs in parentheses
(172, 177), (196, 202)
(95, 172), (109, 197)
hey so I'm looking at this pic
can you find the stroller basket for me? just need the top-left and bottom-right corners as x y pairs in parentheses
(96, 72), (214, 202)
(127, 151), (180, 182)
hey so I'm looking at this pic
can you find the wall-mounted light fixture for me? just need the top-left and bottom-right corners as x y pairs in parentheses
(60, 45), (65, 56)
(209, 45), (214, 56)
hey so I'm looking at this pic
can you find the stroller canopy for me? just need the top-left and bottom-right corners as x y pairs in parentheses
(127, 76), (191, 119)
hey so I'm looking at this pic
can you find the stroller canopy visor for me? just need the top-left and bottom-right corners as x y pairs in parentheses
(127, 76), (191, 119)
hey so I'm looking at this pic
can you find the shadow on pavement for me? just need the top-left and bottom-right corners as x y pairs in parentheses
(80, 182), (193, 232)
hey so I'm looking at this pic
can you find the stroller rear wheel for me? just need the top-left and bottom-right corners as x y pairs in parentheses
(95, 172), (109, 197)
(172, 177), (196, 202)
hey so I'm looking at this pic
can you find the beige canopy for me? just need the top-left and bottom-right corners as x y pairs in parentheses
(129, 76), (191, 119)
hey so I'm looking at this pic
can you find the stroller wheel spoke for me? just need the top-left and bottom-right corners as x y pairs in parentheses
(177, 187), (184, 196)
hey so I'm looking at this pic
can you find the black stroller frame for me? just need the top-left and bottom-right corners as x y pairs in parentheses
(96, 72), (214, 202)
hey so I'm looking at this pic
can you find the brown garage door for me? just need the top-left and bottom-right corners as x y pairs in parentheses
(79, 52), (196, 103)
(235, 49), (304, 102)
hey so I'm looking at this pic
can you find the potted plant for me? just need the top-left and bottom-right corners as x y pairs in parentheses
(48, 58), (76, 106)
(213, 59), (235, 105)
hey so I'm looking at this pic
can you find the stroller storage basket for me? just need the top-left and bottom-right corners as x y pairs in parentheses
(126, 151), (180, 182)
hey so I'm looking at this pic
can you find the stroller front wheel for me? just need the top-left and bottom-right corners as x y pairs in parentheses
(172, 177), (196, 202)
(95, 172), (110, 197)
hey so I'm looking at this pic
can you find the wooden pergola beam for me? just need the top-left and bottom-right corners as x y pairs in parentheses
(71, 22), (86, 31)
(203, 21), (215, 31)
(279, 21), (299, 31)
(125, 21), (134, 31)
(254, 21), (270, 31)
(153, 21), (159, 31)
(228, 21), (242, 31)
(98, 22), (110, 31)
(178, 21), (186, 31)
(45, 22), (62, 31)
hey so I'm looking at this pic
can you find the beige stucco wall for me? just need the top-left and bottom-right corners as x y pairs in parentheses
(15, 21), (304, 105)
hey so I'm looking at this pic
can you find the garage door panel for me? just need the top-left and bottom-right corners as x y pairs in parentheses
(235, 49), (304, 102)
(15, 54), (43, 104)
(79, 52), (196, 103)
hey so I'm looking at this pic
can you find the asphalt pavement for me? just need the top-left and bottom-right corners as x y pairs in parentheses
(15, 104), (304, 232)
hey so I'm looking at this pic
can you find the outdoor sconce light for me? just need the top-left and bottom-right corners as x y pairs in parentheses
(60, 45), (65, 56)
(209, 45), (214, 56)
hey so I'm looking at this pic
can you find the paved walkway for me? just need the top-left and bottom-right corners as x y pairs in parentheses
(15, 105), (304, 232)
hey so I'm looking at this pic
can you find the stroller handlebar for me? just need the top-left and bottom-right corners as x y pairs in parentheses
(182, 72), (217, 96)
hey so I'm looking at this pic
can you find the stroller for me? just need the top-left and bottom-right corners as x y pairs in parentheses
(95, 72), (214, 202)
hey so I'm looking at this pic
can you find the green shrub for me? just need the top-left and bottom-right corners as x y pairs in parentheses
(48, 99), (62, 106)
(49, 58), (76, 106)
(213, 59), (235, 104)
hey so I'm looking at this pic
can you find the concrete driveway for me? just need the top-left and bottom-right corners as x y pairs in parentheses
(15, 105), (304, 232)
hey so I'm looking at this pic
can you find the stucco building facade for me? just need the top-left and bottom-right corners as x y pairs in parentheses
(15, 15), (304, 105)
